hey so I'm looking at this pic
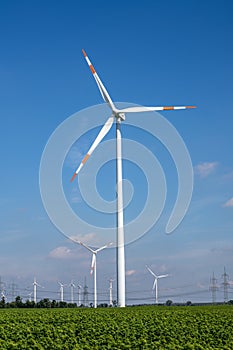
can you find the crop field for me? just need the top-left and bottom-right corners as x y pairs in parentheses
(0, 305), (232, 349)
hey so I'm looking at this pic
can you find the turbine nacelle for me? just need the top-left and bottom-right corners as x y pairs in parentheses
(114, 111), (125, 121)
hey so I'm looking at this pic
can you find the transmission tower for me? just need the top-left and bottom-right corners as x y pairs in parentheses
(209, 272), (218, 304)
(77, 285), (82, 307)
(83, 277), (89, 307)
(10, 282), (18, 301)
(222, 266), (230, 303)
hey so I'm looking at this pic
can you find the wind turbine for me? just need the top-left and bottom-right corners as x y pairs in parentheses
(33, 277), (43, 303)
(146, 265), (169, 304)
(69, 280), (76, 304)
(76, 240), (111, 308)
(58, 282), (66, 302)
(71, 49), (196, 307)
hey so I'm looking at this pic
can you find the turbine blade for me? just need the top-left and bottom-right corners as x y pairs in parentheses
(96, 242), (113, 253)
(158, 274), (169, 279)
(70, 280), (76, 287)
(118, 106), (196, 113)
(76, 240), (94, 253)
(71, 116), (114, 181)
(152, 279), (157, 290)
(146, 265), (156, 278)
(91, 254), (96, 275)
(82, 49), (115, 110)
(95, 245), (107, 253)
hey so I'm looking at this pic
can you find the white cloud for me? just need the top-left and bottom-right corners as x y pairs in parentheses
(223, 197), (233, 208)
(49, 246), (73, 259)
(126, 269), (136, 276)
(195, 162), (218, 178)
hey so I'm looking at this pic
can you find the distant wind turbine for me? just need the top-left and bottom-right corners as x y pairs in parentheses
(58, 282), (67, 302)
(146, 266), (169, 304)
(33, 277), (44, 303)
(69, 280), (76, 304)
(76, 240), (112, 308)
(71, 49), (195, 307)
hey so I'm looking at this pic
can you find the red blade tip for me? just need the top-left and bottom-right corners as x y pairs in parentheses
(82, 49), (87, 57)
(186, 106), (196, 109)
(70, 173), (77, 182)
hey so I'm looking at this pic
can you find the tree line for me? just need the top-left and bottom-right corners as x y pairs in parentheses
(0, 296), (82, 308)
(1, 296), (232, 309)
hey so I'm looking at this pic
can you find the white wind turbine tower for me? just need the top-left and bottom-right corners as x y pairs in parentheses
(58, 282), (66, 302)
(71, 49), (195, 307)
(146, 266), (169, 304)
(69, 280), (76, 304)
(33, 277), (43, 303)
(76, 240), (111, 308)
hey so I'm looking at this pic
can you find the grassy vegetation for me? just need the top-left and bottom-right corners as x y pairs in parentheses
(0, 305), (232, 349)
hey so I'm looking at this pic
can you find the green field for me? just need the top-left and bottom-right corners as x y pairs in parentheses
(0, 305), (232, 349)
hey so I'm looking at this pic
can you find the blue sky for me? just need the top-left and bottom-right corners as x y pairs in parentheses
(0, 0), (233, 304)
